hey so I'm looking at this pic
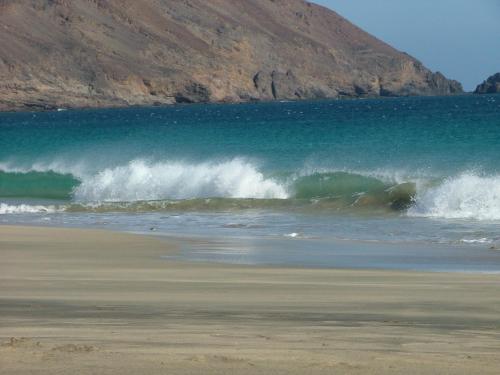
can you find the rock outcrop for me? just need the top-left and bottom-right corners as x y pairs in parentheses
(0, 0), (463, 111)
(474, 73), (500, 94)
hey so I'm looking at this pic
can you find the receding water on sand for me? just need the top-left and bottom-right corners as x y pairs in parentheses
(160, 235), (500, 273)
(3, 208), (500, 273)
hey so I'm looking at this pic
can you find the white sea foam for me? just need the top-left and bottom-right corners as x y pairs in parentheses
(460, 238), (492, 244)
(4, 158), (500, 222)
(0, 203), (62, 214)
(408, 173), (500, 220)
(0, 160), (88, 177)
(73, 158), (288, 202)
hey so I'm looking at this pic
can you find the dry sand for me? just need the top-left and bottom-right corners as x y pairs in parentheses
(1, 225), (499, 374)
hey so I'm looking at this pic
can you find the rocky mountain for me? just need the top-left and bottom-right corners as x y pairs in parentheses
(474, 73), (500, 94)
(0, 0), (463, 111)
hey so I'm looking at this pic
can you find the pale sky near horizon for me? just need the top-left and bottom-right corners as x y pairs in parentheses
(313, 0), (500, 91)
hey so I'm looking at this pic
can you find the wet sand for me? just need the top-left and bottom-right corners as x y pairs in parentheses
(1, 225), (499, 374)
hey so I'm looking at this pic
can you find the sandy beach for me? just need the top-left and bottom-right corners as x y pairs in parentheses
(1, 225), (499, 374)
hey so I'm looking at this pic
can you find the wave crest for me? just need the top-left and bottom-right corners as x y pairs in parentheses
(73, 159), (288, 202)
(3, 159), (500, 221)
(408, 173), (500, 220)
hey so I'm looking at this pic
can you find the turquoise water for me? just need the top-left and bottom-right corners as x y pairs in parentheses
(1, 95), (500, 270)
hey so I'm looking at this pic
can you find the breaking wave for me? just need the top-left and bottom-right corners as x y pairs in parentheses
(0, 158), (415, 210)
(73, 159), (288, 201)
(409, 173), (500, 220)
(1, 159), (500, 220)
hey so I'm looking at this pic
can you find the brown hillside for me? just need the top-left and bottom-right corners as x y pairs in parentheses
(0, 0), (463, 110)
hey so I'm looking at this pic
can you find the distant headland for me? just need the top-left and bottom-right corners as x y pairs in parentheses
(0, 0), (463, 111)
(474, 73), (500, 94)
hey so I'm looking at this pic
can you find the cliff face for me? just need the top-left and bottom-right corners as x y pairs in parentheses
(474, 73), (500, 94)
(0, 0), (463, 111)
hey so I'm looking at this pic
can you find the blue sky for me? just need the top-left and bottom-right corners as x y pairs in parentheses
(313, 0), (500, 91)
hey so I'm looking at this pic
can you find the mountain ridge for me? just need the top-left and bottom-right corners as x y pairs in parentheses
(0, 0), (463, 111)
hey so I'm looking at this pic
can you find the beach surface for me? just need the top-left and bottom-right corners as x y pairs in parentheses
(1, 226), (499, 374)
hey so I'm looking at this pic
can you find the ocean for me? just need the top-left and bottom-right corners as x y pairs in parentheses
(1, 94), (500, 271)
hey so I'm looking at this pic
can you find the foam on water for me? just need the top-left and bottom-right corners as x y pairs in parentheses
(3, 158), (500, 222)
(73, 158), (288, 202)
(0, 158), (417, 208)
(0, 160), (88, 177)
(408, 173), (500, 220)
(0, 203), (61, 214)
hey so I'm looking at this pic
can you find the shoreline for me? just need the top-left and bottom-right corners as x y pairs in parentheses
(1, 225), (500, 374)
(158, 232), (500, 274)
(3, 222), (500, 274)
(0, 93), (481, 114)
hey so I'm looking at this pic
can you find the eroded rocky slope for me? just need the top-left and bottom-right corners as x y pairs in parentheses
(0, 0), (463, 110)
(474, 73), (500, 94)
